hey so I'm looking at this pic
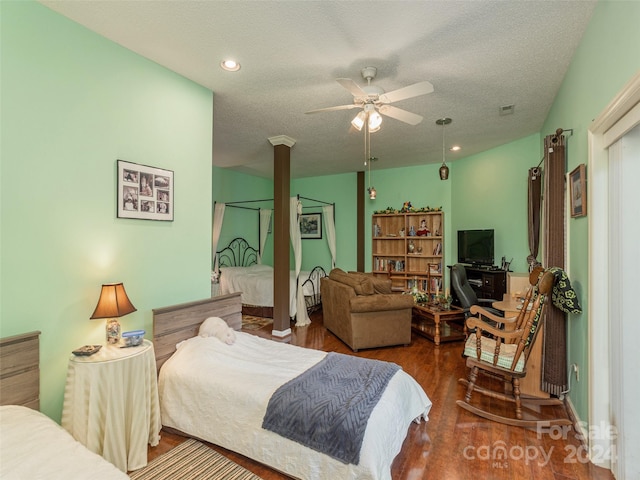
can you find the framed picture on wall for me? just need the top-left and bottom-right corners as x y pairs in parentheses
(117, 159), (174, 221)
(569, 164), (587, 218)
(300, 213), (322, 239)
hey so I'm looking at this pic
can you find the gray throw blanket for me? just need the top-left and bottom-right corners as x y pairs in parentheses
(261, 352), (400, 465)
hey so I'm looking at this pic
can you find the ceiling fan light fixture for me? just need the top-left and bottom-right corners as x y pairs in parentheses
(351, 111), (366, 131)
(368, 111), (382, 132)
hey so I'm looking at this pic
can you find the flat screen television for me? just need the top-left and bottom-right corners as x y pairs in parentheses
(457, 229), (495, 266)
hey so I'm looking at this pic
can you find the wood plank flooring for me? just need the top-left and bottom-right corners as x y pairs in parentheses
(148, 310), (613, 480)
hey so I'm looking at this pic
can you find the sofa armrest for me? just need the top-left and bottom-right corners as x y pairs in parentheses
(350, 294), (414, 313)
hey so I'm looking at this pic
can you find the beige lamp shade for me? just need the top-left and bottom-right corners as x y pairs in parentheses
(90, 283), (137, 319)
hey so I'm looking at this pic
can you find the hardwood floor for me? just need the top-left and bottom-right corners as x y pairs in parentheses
(148, 310), (614, 480)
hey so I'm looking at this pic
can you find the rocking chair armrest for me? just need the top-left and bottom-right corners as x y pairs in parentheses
(469, 305), (512, 324)
(465, 316), (524, 341)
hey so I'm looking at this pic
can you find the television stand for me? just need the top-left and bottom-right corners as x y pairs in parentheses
(449, 265), (506, 304)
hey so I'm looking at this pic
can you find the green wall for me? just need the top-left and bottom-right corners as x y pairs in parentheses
(1, 2), (213, 420)
(452, 134), (540, 274)
(293, 173), (358, 271)
(541, 0), (640, 422)
(212, 167), (274, 265)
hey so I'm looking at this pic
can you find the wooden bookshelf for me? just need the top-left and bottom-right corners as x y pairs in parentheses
(372, 211), (444, 294)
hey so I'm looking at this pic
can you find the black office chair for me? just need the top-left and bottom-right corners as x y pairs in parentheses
(450, 264), (503, 321)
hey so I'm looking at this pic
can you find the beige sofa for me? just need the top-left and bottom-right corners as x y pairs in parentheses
(320, 268), (414, 352)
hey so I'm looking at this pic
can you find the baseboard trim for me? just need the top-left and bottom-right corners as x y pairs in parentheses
(564, 395), (588, 451)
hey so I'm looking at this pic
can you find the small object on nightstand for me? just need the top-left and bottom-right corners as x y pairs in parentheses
(72, 345), (102, 356)
(121, 330), (145, 347)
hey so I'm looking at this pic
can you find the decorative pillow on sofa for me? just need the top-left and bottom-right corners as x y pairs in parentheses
(328, 268), (375, 295)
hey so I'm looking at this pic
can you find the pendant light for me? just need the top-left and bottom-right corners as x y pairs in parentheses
(436, 117), (452, 180)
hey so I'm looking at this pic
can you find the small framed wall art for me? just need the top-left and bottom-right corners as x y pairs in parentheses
(300, 213), (322, 239)
(117, 160), (174, 221)
(569, 163), (587, 218)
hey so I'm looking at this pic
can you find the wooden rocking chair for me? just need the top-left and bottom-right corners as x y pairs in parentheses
(456, 268), (572, 428)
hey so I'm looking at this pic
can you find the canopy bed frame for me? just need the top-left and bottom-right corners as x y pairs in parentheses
(215, 236), (326, 319)
(212, 195), (336, 326)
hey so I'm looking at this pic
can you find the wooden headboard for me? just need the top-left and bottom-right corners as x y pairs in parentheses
(152, 293), (242, 372)
(0, 331), (41, 409)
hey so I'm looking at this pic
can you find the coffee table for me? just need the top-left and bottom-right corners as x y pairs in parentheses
(411, 303), (466, 346)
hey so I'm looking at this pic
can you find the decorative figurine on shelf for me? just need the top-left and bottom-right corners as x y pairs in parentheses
(373, 223), (381, 237)
(416, 245), (423, 254)
(401, 201), (413, 213)
(408, 225), (416, 236)
(416, 219), (430, 236)
(408, 240), (415, 254)
(399, 227), (405, 237)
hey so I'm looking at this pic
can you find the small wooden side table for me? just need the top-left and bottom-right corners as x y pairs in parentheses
(412, 304), (466, 345)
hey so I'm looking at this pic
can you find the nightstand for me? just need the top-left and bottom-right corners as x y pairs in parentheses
(61, 339), (161, 472)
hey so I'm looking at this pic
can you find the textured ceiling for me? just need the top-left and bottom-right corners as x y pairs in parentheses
(40, 0), (596, 179)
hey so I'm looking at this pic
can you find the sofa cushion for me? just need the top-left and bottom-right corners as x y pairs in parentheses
(348, 271), (393, 294)
(329, 268), (375, 296)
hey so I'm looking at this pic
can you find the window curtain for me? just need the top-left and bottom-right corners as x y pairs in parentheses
(211, 202), (225, 282)
(258, 208), (272, 264)
(527, 167), (542, 271)
(290, 197), (310, 326)
(322, 204), (336, 269)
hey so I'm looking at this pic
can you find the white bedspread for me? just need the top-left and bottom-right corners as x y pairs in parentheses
(0, 405), (128, 479)
(218, 265), (317, 316)
(159, 333), (432, 480)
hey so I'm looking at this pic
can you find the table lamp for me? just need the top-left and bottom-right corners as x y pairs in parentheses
(90, 283), (137, 345)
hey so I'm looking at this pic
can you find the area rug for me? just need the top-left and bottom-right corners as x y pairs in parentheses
(129, 438), (263, 480)
(242, 314), (273, 331)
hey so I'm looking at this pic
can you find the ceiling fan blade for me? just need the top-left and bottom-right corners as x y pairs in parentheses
(378, 105), (424, 125)
(305, 104), (359, 114)
(378, 81), (434, 104)
(336, 78), (368, 97)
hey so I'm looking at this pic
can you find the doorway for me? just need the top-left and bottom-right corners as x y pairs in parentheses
(589, 73), (640, 479)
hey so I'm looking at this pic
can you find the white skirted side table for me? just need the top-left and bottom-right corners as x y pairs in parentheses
(61, 339), (161, 472)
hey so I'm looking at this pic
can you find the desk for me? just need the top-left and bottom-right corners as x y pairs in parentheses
(492, 296), (548, 399)
(412, 304), (466, 345)
(62, 340), (162, 472)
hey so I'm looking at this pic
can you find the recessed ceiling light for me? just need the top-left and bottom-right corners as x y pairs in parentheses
(220, 60), (241, 72)
(450, 146), (461, 152)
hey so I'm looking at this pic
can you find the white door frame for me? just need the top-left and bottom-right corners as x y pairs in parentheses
(588, 71), (640, 469)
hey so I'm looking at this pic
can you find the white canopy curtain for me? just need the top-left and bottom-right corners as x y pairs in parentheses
(322, 204), (336, 269)
(290, 196), (310, 327)
(258, 208), (272, 264)
(211, 202), (226, 282)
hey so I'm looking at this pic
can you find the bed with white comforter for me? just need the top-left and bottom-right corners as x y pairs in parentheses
(158, 331), (432, 480)
(0, 405), (129, 479)
(219, 264), (320, 316)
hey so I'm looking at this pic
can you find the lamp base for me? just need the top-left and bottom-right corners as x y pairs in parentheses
(106, 318), (121, 345)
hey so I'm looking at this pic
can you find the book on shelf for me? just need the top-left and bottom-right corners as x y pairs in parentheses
(432, 242), (442, 255)
(429, 262), (442, 274)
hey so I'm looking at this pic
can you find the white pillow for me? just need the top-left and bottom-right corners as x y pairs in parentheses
(199, 317), (236, 345)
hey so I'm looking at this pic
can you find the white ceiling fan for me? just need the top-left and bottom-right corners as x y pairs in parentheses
(305, 66), (434, 131)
